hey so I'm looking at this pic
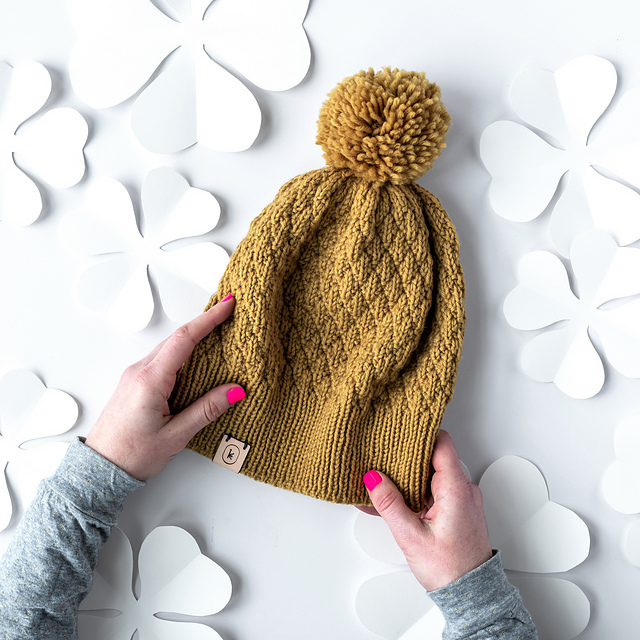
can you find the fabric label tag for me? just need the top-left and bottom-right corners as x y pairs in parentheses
(213, 435), (250, 473)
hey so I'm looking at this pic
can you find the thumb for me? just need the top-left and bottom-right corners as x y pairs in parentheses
(171, 383), (245, 442)
(363, 470), (425, 545)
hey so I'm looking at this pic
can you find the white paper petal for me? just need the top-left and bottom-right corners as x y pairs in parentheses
(0, 370), (76, 445)
(623, 519), (640, 567)
(0, 60), (51, 132)
(63, 177), (140, 256)
(0, 369), (46, 441)
(480, 121), (565, 222)
(14, 389), (77, 445)
(521, 325), (605, 399)
(480, 456), (590, 573)
(78, 255), (154, 332)
(503, 251), (576, 331)
(581, 167), (640, 249)
(130, 48), (198, 153)
(15, 108), (88, 188)
(193, 52), (261, 151)
(0, 443), (69, 533)
(354, 511), (407, 565)
(146, 618), (225, 640)
(591, 87), (640, 189)
(141, 166), (220, 245)
(356, 571), (444, 640)
(509, 576), (590, 640)
(570, 230), (640, 308)
(0, 370), (75, 532)
(132, 46), (261, 152)
(602, 415), (640, 514)
(204, 0), (310, 91)
(0, 154), (42, 227)
(154, 0), (193, 22)
(549, 166), (640, 257)
(595, 299), (640, 379)
(511, 55), (616, 147)
(138, 526), (232, 616)
(154, 243), (228, 323)
(548, 170), (596, 258)
(67, 0), (180, 108)
(79, 527), (136, 613)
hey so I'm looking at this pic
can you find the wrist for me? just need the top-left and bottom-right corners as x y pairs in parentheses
(418, 546), (494, 592)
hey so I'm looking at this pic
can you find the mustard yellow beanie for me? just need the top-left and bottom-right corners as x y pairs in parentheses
(170, 68), (465, 512)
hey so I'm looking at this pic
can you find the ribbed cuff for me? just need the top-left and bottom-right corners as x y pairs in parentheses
(428, 551), (522, 633)
(43, 437), (145, 526)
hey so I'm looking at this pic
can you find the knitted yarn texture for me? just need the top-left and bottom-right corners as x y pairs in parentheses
(170, 68), (465, 512)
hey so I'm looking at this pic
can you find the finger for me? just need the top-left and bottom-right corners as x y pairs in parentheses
(170, 383), (245, 443)
(429, 430), (474, 502)
(154, 295), (236, 376)
(430, 430), (468, 480)
(363, 471), (427, 545)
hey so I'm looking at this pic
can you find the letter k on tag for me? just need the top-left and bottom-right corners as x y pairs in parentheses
(213, 435), (250, 473)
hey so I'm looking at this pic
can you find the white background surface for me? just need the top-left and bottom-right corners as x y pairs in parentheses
(1, 0), (639, 637)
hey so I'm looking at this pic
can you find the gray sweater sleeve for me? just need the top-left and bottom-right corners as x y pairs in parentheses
(0, 437), (144, 640)
(428, 551), (538, 639)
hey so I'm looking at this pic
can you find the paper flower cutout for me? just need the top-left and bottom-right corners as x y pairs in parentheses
(62, 166), (228, 332)
(0, 60), (88, 226)
(503, 229), (640, 399)
(67, 0), (311, 153)
(79, 526), (232, 640)
(480, 55), (640, 257)
(602, 414), (640, 514)
(0, 369), (77, 532)
(355, 456), (590, 640)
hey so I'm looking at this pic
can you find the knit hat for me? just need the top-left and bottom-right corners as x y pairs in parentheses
(170, 68), (465, 512)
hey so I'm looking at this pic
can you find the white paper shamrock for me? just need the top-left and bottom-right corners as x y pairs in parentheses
(0, 60), (88, 226)
(0, 369), (77, 532)
(480, 55), (640, 257)
(62, 166), (228, 332)
(67, 0), (310, 153)
(602, 414), (640, 514)
(78, 526), (232, 640)
(503, 229), (640, 399)
(355, 456), (590, 640)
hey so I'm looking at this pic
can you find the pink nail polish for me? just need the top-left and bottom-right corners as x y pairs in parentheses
(227, 386), (245, 404)
(220, 294), (234, 303)
(363, 470), (382, 491)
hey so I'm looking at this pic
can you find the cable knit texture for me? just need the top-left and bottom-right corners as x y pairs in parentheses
(170, 69), (465, 512)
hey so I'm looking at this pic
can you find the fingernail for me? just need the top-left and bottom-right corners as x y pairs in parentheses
(220, 294), (234, 303)
(227, 386), (245, 404)
(363, 470), (382, 491)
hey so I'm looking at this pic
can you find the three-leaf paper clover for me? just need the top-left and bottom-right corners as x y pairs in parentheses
(0, 60), (87, 226)
(480, 55), (640, 258)
(503, 230), (640, 399)
(0, 369), (77, 534)
(79, 526), (232, 640)
(67, 0), (311, 153)
(355, 456), (590, 640)
(62, 166), (228, 332)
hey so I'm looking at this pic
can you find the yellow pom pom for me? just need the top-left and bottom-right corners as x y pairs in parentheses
(316, 68), (450, 184)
